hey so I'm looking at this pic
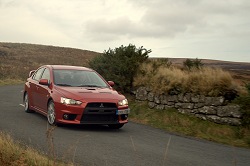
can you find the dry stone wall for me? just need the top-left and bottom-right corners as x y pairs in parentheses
(135, 87), (242, 126)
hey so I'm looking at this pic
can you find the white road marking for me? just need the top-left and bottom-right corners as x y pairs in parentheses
(19, 104), (24, 107)
(20, 90), (24, 93)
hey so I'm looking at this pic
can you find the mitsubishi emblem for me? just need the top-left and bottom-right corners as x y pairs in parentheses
(100, 103), (104, 108)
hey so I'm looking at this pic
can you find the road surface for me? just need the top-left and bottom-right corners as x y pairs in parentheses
(0, 85), (250, 166)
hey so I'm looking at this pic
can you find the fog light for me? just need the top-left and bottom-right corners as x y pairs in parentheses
(63, 114), (69, 120)
(121, 114), (128, 120)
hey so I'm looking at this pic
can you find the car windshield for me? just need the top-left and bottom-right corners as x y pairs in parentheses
(53, 69), (108, 88)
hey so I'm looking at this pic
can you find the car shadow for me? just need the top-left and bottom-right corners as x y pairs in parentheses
(30, 112), (126, 133)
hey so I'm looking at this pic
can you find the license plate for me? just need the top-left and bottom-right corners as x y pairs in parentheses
(116, 109), (130, 115)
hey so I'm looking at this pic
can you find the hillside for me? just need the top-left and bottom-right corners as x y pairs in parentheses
(0, 42), (100, 80)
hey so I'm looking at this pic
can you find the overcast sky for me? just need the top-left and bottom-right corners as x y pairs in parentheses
(0, 0), (249, 62)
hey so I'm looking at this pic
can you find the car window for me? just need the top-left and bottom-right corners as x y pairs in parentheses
(41, 68), (50, 82)
(33, 68), (45, 81)
(53, 69), (108, 87)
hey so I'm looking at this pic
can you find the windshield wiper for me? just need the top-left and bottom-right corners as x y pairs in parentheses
(56, 83), (72, 87)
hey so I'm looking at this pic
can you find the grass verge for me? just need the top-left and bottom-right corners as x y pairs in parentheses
(0, 79), (24, 86)
(0, 131), (73, 166)
(128, 95), (250, 148)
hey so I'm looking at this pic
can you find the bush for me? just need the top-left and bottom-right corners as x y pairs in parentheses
(234, 83), (250, 128)
(183, 58), (204, 70)
(89, 44), (151, 92)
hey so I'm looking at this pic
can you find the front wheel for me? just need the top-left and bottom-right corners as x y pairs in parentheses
(108, 124), (124, 129)
(24, 93), (34, 113)
(47, 101), (57, 125)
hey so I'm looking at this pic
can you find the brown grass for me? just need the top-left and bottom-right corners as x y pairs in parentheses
(0, 131), (73, 166)
(134, 61), (246, 96)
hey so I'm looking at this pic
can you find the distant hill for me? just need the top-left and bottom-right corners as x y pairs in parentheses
(167, 58), (250, 70)
(1, 42), (249, 84)
(0, 42), (100, 80)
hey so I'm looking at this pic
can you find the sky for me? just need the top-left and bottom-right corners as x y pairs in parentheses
(0, 0), (250, 62)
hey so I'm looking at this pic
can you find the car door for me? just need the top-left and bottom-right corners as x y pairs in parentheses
(29, 67), (45, 110)
(36, 67), (52, 113)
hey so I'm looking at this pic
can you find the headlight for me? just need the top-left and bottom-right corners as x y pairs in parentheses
(60, 97), (82, 105)
(118, 99), (128, 106)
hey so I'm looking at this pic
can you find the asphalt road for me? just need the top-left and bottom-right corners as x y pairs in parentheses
(1, 85), (250, 166)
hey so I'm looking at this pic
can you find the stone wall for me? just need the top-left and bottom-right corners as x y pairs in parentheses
(135, 87), (242, 126)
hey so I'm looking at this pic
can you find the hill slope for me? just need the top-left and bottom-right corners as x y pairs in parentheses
(0, 42), (100, 80)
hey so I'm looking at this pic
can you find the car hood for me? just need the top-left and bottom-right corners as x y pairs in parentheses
(54, 86), (125, 102)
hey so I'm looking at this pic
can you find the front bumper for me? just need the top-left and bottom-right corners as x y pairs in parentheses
(55, 102), (129, 125)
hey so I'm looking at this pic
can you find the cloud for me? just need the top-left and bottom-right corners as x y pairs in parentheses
(0, 0), (249, 62)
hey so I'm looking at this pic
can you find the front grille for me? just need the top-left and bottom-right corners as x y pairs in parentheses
(81, 102), (118, 124)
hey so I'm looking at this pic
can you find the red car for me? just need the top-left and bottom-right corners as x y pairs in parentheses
(23, 65), (130, 129)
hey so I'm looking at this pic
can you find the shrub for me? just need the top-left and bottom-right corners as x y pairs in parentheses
(89, 44), (151, 92)
(183, 58), (204, 70)
(234, 83), (250, 128)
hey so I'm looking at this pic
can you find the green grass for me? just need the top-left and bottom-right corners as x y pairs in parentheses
(128, 95), (250, 148)
(0, 79), (24, 86)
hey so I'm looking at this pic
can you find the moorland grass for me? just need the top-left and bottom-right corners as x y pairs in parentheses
(134, 62), (246, 96)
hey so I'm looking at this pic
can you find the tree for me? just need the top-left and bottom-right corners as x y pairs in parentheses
(89, 44), (151, 92)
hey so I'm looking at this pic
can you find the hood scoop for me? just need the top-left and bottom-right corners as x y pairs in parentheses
(99, 91), (112, 94)
(79, 91), (93, 93)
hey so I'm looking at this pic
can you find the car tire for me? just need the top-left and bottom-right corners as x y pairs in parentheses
(24, 93), (34, 113)
(108, 124), (124, 129)
(47, 101), (57, 125)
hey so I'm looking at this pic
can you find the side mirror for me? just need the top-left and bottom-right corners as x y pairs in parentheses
(108, 81), (115, 87)
(39, 79), (50, 86)
(29, 70), (36, 78)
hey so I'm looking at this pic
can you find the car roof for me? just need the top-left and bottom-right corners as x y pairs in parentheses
(46, 65), (93, 71)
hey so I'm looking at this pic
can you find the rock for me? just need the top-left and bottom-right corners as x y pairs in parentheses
(205, 97), (213, 106)
(194, 103), (205, 109)
(191, 95), (199, 103)
(165, 105), (173, 110)
(217, 105), (242, 118)
(148, 102), (155, 109)
(168, 95), (177, 102)
(178, 94), (184, 102)
(178, 109), (192, 114)
(148, 92), (154, 102)
(220, 118), (242, 126)
(154, 94), (161, 104)
(167, 102), (175, 106)
(179, 103), (194, 109)
(195, 114), (207, 120)
(160, 94), (168, 104)
(212, 96), (225, 106)
(199, 106), (217, 115)
(183, 93), (191, 102)
(155, 104), (165, 110)
(206, 115), (221, 123)
(199, 95), (206, 103)
(136, 87), (148, 101)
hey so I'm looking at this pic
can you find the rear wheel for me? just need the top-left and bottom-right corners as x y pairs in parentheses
(24, 93), (33, 113)
(108, 124), (124, 129)
(47, 101), (56, 125)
